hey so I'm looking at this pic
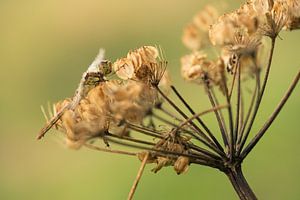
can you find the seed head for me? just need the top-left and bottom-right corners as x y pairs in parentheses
(181, 51), (224, 87)
(113, 46), (167, 86)
(174, 156), (190, 175)
(182, 5), (219, 50)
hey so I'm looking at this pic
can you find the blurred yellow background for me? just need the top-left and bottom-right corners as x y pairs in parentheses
(0, 0), (300, 199)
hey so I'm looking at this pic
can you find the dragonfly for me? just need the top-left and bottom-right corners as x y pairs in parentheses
(37, 48), (112, 140)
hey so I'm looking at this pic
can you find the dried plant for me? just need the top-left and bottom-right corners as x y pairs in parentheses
(37, 1), (300, 199)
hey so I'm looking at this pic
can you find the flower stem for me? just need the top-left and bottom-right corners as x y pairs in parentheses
(241, 68), (300, 160)
(204, 83), (229, 151)
(226, 165), (257, 200)
(234, 63), (241, 147)
(127, 152), (148, 200)
(238, 38), (276, 155)
(170, 85), (225, 152)
(155, 86), (226, 157)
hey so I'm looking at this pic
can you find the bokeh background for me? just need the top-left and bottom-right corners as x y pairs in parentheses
(0, 0), (300, 199)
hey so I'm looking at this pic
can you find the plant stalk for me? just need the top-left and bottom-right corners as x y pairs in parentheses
(226, 165), (257, 200)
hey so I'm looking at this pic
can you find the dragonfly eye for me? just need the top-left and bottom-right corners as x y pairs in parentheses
(98, 60), (112, 75)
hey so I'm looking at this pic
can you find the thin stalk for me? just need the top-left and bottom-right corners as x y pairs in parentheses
(158, 86), (217, 146)
(238, 38), (276, 154)
(84, 143), (137, 156)
(126, 123), (164, 139)
(188, 143), (222, 160)
(157, 106), (182, 122)
(190, 159), (223, 170)
(107, 133), (156, 146)
(172, 105), (228, 139)
(151, 112), (197, 136)
(221, 72), (235, 160)
(152, 112), (180, 126)
(229, 64), (239, 100)
(234, 63), (241, 148)
(171, 85), (225, 152)
(204, 82), (229, 150)
(238, 88), (245, 139)
(155, 86), (226, 157)
(237, 87), (257, 147)
(127, 152), (148, 200)
(211, 88), (229, 137)
(106, 137), (222, 165)
(236, 80), (258, 153)
(241, 69), (300, 160)
(237, 63), (261, 154)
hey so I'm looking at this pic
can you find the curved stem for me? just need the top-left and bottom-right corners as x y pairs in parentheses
(236, 84), (258, 148)
(127, 152), (148, 200)
(221, 72), (234, 160)
(157, 105), (182, 122)
(204, 83), (229, 151)
(105, 137), (221, 164)
(171, 85), (225, 153)
(241, 69), (300, 160)
(155, 86), (226, 157)
(172, 105), (228, 138)
(84, 143), (137, 156)
(238, 38), (276, 154)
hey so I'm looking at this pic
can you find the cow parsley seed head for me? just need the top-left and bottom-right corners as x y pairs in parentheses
(37, 1), (300, 198)
(182, 5), (219, 51)
(113, 46), (167, 86)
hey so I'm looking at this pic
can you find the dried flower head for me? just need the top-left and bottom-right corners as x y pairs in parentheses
(251, 0), (290, 37)
(53, 88), (109, 149)
(113, 46), (167, 86)
(43, 76), (160, 149)
(209, 2), (260, 47)
(285, 16), (300, 29)
(181, 51), (224, 86)
(194, 5), (219, 32)
(181, 51), (208, 82)
(284, 0), (300, 30)
(182, 23), (203, 51)
(103, 80), (157, 124)
(221, 29), (262, 75)
(228, 30), (262, 57)
(137, 133), (190, 174)
(38, 1), (300, 199)
(182, 5), (219, 51)
(112, 58), (135, 80)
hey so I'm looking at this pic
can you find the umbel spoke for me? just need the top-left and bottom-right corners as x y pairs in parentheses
(241, 69), (300, 159)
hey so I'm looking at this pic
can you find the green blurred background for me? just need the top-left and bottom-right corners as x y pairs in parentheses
(0, 0), (299, 199)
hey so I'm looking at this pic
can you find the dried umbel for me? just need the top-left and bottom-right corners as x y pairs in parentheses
(181, 51), (224, 87)
(38, 46), (168, 148)
(38, 2), (300, 200)
(137, 133), (191, 175)
(55, 97), (109, 149)
(113, 46), (167, 86)
(182, 23), (203, 51)
(182, 5), (219, 51)
(45, 80), (158, 149)
(103, 80), (157, 124)
(260, 0), (290, 37)
(285, 0), (300, 29)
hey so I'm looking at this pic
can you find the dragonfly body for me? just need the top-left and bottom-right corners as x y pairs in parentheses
(37, 49), (110, 140)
